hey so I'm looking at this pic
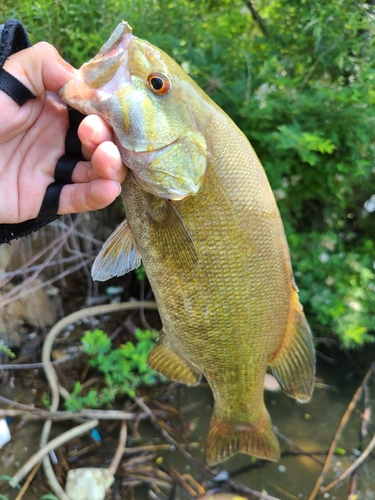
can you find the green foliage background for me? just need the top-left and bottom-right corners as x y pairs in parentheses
(2, 0), (375, 348)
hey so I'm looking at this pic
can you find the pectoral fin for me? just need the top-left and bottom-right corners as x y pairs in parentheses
(149, 200), (198, 268)
(270, 294), (315, 402)
(91, 218), (141, 281)
(147, 333), (202, 386)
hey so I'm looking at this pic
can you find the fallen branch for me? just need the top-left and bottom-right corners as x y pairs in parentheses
(134, 396), (209, 472)
(276, 431), (324, 466)
(10, 419), (98, 489)
(14, 462), (41, 500)
(0, 408), (144, 421)
(244, 0), (268, 36)
(122, 442), (201, 455)
(225, 478), (282, 500)
(0, 353), (79, 370)
(349, 375), (372, 498)
(308, 365), (374, 500)
(107, 421), (127, 476)
(319, 432), (375, 495)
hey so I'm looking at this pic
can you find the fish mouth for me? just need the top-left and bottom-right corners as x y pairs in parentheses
(59, 22), (134, 114)
(80, 22), (133, 89)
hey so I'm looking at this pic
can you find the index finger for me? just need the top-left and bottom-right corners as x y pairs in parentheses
(78, 114), (115, 154)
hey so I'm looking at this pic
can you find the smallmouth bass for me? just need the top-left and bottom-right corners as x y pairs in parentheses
(60, 22), (315, 465)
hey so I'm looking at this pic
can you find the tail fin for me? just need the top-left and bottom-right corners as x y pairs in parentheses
(205, 410), (280, 466)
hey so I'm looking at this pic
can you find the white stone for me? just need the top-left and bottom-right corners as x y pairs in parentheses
(65, 468), (114, 500)
(0, 419), (11, 448)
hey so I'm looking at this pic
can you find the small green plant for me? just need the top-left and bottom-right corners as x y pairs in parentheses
(65, 328), (159, 411)
(0, 342), (15, 359)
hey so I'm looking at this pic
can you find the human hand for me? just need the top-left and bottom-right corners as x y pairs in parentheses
(0, 41), (126, 224)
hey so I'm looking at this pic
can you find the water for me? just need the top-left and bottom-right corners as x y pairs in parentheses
(161, 365), (375, 500)
(0, 364), (374, 499)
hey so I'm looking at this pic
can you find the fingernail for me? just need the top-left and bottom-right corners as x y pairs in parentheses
(116, 182), (122, 196)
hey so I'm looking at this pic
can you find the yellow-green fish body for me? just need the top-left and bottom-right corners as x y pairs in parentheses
(60, 22), (315, 465)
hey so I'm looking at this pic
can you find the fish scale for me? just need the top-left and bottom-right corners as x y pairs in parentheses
(60, 21), (315, 465)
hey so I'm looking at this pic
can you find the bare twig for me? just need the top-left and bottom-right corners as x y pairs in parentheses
(10, 419), (98, 489)
(319, 432), (375, 495)
(14, 462), (41, 500)
(244, 0), (268, 36)
(0, 394), (43, 411)
(348, 375), (372, 498)
(107, 421), (128, 476)
(134, 396), (209, 472)
(276, 431), (324, 466)
(225, 478), (281, 500)
(122, 442), (201, 455)
(0, 353), (79, 370)
(308, 365), (374, 500)
(0, 408), (140, 421)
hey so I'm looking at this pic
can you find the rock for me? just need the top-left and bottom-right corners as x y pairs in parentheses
(65, 468), (114, 500)
(0, 242), (17, 278)
(5, 278), (58, 328)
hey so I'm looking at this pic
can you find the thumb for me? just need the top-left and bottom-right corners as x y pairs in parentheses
(3, 41), (76, 96)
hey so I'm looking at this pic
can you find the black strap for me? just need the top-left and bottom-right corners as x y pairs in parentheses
(29, 107), (85, 225)
(0, 68), (35, 105)
(0, 19), (35, 105)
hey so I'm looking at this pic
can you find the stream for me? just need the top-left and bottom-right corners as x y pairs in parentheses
(1, 360), (373, 499)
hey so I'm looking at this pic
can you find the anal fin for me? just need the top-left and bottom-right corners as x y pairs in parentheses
(270, 294), (315, 403)
(147, 334), (201, 386)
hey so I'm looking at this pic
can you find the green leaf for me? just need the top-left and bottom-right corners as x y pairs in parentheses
(335, 447), (346, 455)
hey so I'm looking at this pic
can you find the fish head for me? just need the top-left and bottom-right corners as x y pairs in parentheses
(60, 22), (209, 200)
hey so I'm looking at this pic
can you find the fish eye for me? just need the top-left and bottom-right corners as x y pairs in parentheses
(147, 73), (171, 95)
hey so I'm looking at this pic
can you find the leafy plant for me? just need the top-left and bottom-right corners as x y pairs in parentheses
(0, 342), (15, 359)
(65, 329), (159, 411)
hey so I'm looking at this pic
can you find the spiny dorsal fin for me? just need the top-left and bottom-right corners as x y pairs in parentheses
(147, 332), (202, 386)
(91, 218), (141, 281)
(149, 200), (198, 268)
(269, 294), (315, 403)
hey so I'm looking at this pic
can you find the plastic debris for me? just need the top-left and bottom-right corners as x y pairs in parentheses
(90, 428), (101, 442)
(213, 470), (230, 482)
(65, 468), (114, 500)
(49, 450), (58, 464)
(0, 418), (11, 448)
